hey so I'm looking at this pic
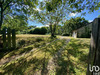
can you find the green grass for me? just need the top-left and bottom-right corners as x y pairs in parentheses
(55, 38), (90, 75)
(0, 38), (66, 75)
(1, 37), (56, 59)
(0, 36), (90, 75)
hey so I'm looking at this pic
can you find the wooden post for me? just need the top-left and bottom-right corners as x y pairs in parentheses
(12, 29), (16, 49)
(7, 28), (11, 49)
(87, 18), (100, 75)
(3, 27), (6, 50)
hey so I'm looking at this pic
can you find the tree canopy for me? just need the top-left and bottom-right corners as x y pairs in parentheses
(0, 0), (38, 29)
(30, 0), (100, 37)
(64, 17), (89, 35)
(2, 15), (28, 31)
(0, 0), (100, 37)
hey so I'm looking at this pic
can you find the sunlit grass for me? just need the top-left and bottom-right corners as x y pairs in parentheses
(16, 34), (50, 38)
(0, 36), (90, 75)
(0, 38), (66, 74)
(56, 38), (90, 75)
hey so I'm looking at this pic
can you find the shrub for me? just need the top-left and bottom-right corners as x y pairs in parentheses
(40, 27), (47, 34)
(29, 29), (34, 34)
(62, 33), (69, 36)
(29, 27), (47, 34)
(33, 28), (41, 34)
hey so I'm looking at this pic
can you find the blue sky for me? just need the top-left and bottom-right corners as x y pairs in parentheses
(28, 9), (100, 27)
(82, 9), (100, 22)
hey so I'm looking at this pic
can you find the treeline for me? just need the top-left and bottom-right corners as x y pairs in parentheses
(1, 17), (91, 38)
(18, 27), (48, 35)
(30, 27), (47, 34)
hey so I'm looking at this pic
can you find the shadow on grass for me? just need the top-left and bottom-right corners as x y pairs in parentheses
(0, 39), (89, 75)
(0, 55), (49, 75)
(0, 39), (64, 75)
(56, 54), (76, 75)
(55, 39), (90, 75)
(0, 46), (33, 60)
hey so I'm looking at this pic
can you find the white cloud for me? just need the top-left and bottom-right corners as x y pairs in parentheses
(34, 8), (41, 11)
(37, 25), (49, 28)
(88, 20), (93, 22)
(69, 12), (81, 17)
(69, 13), (78, 17)
(36, 8), (41, 11)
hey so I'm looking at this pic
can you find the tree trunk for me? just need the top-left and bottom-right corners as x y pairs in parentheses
(50, 24), (54, 37)
(53, 24), (56, 35)
(0, 4), (3, 44)
(50, 24), (57, 38)
(0, 4), (3, 29)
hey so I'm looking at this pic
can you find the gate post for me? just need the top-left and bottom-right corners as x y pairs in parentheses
(12, 29), (16, 49)
(3, 27), (6, 50)
(7, 28), (11, 49)
(87, 18), (100, 75)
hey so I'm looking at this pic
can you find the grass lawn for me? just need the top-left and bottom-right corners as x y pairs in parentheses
(0, 35), (90, 75)
(16, 34), (50, 38)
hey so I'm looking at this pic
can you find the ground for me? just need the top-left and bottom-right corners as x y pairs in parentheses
(0, 34), (90, 75)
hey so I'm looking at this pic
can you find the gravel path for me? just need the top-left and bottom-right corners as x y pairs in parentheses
(47, 39), (70, 75)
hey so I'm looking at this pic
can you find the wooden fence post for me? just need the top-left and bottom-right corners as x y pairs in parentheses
(12, 29), (16, 49)
(3, 27), (6, 50)
(87, 18), (100, 75)
(7, 28), (11, 49)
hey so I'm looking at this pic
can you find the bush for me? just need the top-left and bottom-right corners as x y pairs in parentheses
(29, 27), (47, 34)
(33, 28), (41, 34)
(40, 27), (47, 34)
(29, 29), (34, 34)
(62, 33), (69, 36)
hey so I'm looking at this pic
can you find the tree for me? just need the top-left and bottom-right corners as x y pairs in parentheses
(2, 15), (28, 31)
(0, 0), (38, 44)
(64, 17), (89, 35)
(0, 0), (38, 30)
(29, 27), (47, 34)
(31, 0), (100, 38)
(32, 0), (65, 37)
(55, 25), (63, 35)
(28, 26), (36, 29)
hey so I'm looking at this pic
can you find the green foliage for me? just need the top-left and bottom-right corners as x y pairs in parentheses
(0, 0), (38, 34)
(33, 0), (65, 37)
(64, 17), (89, 35)
(40, 27), (47, 34)
(28, 26), (36, 29)
(78, 27), (91, 38)
(2, 15), (28, 31)
(29, 27), (47, 34)
(62, 33), (70, 36)
(32, 0), (100, 37)
(55, 25), (63, 35)
(33, 28), (41, 34)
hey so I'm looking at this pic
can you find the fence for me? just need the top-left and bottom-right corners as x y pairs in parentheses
(2, 27), (16, 50)
(87, 18), (100, 75)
